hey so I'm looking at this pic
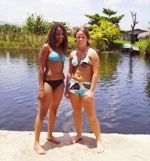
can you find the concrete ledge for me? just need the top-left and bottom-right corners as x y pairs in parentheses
(0, 130), (149, 161)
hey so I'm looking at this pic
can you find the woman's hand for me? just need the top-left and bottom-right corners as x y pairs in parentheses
(65, 90), (70, 99)
(85, 90), (94, 102)
(37, 90), (45, 102)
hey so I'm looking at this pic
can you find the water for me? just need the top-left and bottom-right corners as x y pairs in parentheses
(0, 49), (150, 134)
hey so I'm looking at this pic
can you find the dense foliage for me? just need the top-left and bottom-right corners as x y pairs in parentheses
(0, 12), (149, 54)
(89, 20), (121, 51)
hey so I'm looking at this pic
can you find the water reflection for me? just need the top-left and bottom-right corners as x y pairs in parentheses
(0, 49), (150, 134)
(99, 51), (120, 81)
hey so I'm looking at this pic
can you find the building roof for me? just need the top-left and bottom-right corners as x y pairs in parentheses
(128, 29), (147, 35)
(137, 31), (150, 39)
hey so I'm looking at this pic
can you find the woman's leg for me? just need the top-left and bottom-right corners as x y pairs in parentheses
(47, 82), (64, 143)
(34, 83), (53, 154)
(69, 92), (83, 144)
(82, 96), (104, 153)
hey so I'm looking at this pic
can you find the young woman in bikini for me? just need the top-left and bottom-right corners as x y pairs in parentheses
(65, 28), (104, 153)
(34, 23), (68, 155)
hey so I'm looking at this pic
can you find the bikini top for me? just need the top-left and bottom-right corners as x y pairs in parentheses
(72, 50), (92, 67)
(48, 50), (66, 62)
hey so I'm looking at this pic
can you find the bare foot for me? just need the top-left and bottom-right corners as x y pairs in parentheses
(70, 135), (82, 144)
(34, 143), (46, 155)
(97, 141), (104, 154)
(47, 136), (60, 144)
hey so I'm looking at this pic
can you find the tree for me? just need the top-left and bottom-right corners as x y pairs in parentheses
(85, 8), (124, 28)
(130, 11), (138, 43)
(22, 14), (69, 35)
(9, 25), (21, 41)
(0, 24), (11, 40)
(23, 13), (52, 35)
(0, 24), (21, 41)
(103, 8), (117, 17)
(85, 14), (102, 26)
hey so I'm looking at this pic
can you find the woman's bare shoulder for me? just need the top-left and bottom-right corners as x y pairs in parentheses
(88, 47), (98, 56)
(40, 43), (51, 53)
(42, 43), (50, 50)
(70, 50), (76, 57)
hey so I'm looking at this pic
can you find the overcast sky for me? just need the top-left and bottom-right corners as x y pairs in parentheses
(0, 0), (150, 30)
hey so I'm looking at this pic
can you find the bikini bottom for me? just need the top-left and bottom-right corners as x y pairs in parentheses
(44, 79), (64, 90)
(68, 78), (91, 96)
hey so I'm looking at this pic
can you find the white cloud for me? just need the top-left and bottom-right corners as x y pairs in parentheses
(104, 0), (126, 5)
(0, 0), (149, 30)
(0, 0), (91, 27)
(30, 0), (91, 27)
(134, 0), (150, 4)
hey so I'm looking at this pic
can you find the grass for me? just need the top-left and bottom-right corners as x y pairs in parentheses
(113, 40), (131, 45)
(0, 34), (149, 55)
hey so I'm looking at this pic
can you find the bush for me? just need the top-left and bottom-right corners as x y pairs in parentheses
(137, 38), (150, 55)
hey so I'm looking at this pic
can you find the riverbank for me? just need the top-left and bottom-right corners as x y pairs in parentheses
(0, 46), (74, 53)
(0, 130), (149, 161)
(0, 46), (40, 51)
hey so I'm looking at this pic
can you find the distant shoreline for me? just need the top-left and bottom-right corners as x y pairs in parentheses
(0, 47), (73, 53)
(0, 46), (40, 51)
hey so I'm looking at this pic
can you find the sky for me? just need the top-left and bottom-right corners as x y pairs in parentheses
(0, 0), (150, 30)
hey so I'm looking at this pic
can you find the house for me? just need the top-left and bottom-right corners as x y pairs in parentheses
(124, 29), (147, 41)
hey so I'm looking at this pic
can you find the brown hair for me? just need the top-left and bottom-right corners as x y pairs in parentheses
(74, 28), (90, 46)
(45, 23), (68, 53)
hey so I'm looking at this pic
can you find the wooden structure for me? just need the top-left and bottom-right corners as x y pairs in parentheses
(130, 46), (140, 54)
(124, 29), (147, 41)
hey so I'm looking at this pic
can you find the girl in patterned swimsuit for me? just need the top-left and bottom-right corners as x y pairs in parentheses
(65, 28), (104, 154)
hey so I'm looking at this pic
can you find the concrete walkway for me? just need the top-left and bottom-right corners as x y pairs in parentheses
(0, 130), (149, 161)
